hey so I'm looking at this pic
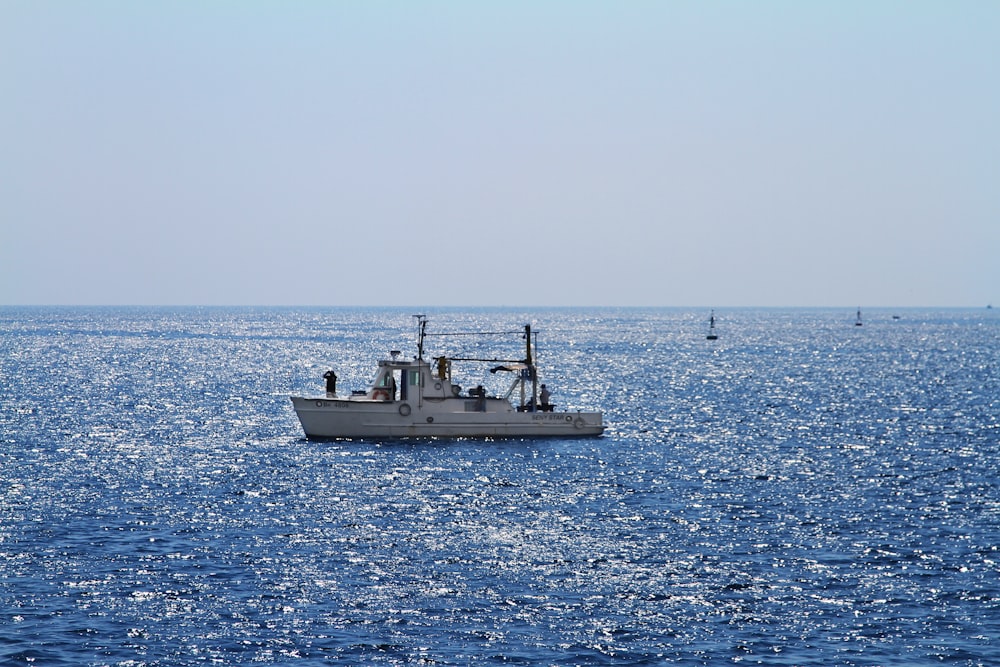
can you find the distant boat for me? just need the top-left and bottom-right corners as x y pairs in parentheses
(706, 310), (719, 340)
(855, 307), (863, 327)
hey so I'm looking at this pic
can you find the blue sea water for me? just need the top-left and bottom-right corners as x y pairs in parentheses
(1, 306), (998, 666)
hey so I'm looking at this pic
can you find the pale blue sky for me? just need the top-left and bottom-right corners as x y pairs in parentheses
(3, 2), (998, 307)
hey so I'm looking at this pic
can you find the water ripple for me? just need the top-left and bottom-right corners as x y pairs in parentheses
(2, 306), (998, 665)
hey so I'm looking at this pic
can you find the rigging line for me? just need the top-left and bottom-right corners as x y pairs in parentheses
(423, 330), (526, 337)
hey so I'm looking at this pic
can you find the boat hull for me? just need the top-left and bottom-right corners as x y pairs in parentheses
(290, 396), (604, 439)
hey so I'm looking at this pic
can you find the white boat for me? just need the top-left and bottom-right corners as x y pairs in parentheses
(290, 316), (604, 439)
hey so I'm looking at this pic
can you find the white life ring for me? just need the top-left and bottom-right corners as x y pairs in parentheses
(434, 382), (442, 390)
(398, 403), (411, 416)
(372, 389), (389, 401)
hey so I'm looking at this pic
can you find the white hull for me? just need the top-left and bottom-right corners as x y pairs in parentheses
(291, 396), (604, 439)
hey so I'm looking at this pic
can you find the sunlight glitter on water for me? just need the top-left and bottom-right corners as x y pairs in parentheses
(1, 307), (999, 665)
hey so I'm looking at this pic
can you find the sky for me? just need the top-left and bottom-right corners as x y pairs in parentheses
(2, 2), (998, 307)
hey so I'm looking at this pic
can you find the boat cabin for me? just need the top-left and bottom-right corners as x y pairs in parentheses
(362, 320), (546, 411)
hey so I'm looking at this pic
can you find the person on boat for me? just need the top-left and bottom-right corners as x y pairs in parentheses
(540, 384), (552, 411)
(323, 370), (337, 397)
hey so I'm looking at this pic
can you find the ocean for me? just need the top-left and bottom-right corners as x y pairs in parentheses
(1, 306), (998, 666)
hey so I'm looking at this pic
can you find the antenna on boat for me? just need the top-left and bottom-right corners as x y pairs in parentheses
(412, 314), (427, 360)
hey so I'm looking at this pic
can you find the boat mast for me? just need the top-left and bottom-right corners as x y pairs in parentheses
(524, 324), (532, 366)
(525, 324), (539, 411)
(413, 314), (427, 360)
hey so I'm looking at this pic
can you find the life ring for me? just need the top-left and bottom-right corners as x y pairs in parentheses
(398, 403), (411, 416)
(372, 389), (389, 401)
(434, 382), (442, 391)
(574, 417), (586, 429)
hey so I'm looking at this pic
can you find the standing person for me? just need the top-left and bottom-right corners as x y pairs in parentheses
(323, 370), (337, 397)
(539, 384), (552, 411)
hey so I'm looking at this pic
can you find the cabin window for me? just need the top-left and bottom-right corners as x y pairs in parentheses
(376, 372), (398, 400)
(410, 371), (422, 387)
